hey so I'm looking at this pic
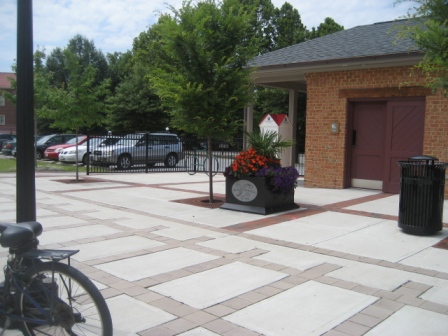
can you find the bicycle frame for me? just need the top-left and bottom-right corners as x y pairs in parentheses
(0, 249), (79, 328)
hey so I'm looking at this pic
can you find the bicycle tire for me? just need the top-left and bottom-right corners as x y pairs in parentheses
(186, 155), (199, 175)
(18, 262), (113, 336)
(203, 157), (219, 176)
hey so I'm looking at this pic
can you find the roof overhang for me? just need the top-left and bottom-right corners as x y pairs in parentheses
(251, 51), (424, 92)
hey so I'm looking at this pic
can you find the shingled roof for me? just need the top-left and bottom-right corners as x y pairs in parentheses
(250, 19), (422, 69)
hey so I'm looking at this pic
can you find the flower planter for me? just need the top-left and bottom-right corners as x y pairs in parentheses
(221, 176), (299, 215)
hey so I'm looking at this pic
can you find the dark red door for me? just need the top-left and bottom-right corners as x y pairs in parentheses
(351, 103), (386, 190)
(382, 100), (425, 193)
(350, 99), (425, 193)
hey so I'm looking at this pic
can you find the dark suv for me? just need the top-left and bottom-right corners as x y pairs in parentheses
(91, 133), (184, 169)
(35, 134), (77, 160)
(0, 133), (16, 151)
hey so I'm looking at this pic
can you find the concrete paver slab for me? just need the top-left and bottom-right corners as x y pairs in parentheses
(316, 220), (448, 262)
(225, 280), (377, 336)
(248, 211), (383, 245)
(96, 247), (219, 281)
(345, 194), (399, 216)
(327, 262), (413, 291)
(179, 327), (220, 335)
(107, 294), (176, 335)
(39, 215), (89, 228)
(154, 224), (227, 241)
(71, 236), (166, 261)
(151, 262), (287, 309)
(255, 246), (334, 271)
(172, 209), (263, 228)
(114, 215), (174, 229)
(294, 187), (380, 206)
(38, 224), (122, 245)
(364, 305), (448, 335)
(197, 236), (271, 253)
(400, 247), (448, 273)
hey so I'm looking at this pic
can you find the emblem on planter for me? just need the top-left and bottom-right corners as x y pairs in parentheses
(232, 180), (258, 202)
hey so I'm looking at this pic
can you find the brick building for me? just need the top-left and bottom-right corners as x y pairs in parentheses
(248, 19), (448, 197)
(0, 72), (16, 134)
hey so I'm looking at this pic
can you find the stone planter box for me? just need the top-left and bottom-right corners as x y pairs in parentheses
(221, 176), (299, 215)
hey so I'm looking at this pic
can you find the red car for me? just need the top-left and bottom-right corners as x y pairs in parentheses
(44, 135), (87, 161)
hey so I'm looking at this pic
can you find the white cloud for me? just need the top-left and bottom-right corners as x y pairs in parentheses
(0, 0), (412, 72)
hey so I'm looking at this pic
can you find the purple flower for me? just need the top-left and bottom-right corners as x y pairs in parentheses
(256, 166), (300, 194)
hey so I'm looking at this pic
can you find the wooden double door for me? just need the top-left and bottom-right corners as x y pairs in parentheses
(349, 99), (425, 193)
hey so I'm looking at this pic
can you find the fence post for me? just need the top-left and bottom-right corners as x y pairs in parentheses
(145, 133), (149, 174)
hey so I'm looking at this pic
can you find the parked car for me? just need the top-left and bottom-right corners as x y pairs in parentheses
(0, 133), (16, 151)
(36, 134), (77, 160)
(59, 136), (121, 165)
(1, 135), (44, 156)
(44, 135), (87, 161)
(91, 133), (183, 169)
(1, 140), (16, 156)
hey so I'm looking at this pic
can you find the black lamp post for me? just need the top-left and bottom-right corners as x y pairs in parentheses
(16, 0), (36, 222)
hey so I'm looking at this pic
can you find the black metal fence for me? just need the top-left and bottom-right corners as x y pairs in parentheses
(85, 133), (305, 175)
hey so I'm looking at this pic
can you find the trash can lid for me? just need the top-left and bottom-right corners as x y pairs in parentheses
(408, 155), (438, 161)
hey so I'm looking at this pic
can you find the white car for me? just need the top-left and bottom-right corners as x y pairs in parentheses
(59, 137), (119, 165)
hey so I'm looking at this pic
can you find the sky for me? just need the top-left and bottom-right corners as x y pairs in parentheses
(0, 0), (413, 73)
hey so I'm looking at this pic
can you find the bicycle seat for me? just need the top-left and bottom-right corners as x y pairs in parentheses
(0, 221), (43, 248)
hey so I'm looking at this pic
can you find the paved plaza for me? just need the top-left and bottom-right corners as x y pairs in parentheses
(1, 171), (448, 335)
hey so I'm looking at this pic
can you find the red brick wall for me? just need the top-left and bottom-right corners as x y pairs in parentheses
(0, 88), (16, 134)
(305, 66), (448, 197)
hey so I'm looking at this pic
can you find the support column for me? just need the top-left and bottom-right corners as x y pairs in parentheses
(16, 0), (36, 222)
(289, 89), (298, 166)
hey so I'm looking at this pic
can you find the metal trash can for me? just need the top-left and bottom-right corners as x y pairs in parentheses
(398, 156), (448, 235)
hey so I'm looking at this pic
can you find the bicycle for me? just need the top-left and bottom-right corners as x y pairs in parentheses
(0, 221), (113, 335)
(184, 150), (219, 176)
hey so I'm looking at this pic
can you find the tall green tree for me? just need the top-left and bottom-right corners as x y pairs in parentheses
(106, 64), (168, 133)
(37, 49), (110, 180)
(46, 35), (108, 88)
(239, 0), (276, 53)
(146, 0), (259, 202)
(395, 0), (448, 95)
(107, 51), (133, 93)
(273, 2), (307, 49)
(308, 17), (344, 39)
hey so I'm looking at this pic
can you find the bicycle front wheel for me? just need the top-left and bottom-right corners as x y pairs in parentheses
(186, 155), (199, 175)
(19, 262), (113, 336)
(203, 157), (219, 176)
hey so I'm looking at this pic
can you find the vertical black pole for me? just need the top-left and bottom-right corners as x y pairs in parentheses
(16, 0), (36, 223)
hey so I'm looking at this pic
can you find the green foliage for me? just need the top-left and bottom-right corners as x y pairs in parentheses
(106, 65), (169, 133)
(146, 0), (259, 140)
(46, 34), (109, 87)
(245, 130), (294, 159)
(307, 17), (344, 39)
(107, 51), (134, 93)
(395, 0), (448, 95)
(37, 48), (110, 132)
(273, 2), (307, 49)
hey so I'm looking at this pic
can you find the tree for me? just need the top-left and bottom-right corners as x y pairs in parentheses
(239, 0), (276, 53)
(273, 2), (307, 49)
(144, 0), (259, 202)
(46, 35), (108, 88)
(107, 51), (133, 93)
(37, 49), (110, 180)
(106, 64), (169, 133)
(395, 0), (448, 95)
(307, 17), (344, 39)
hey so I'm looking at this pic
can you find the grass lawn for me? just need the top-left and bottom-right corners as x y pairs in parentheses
(0, 157), (87, 173)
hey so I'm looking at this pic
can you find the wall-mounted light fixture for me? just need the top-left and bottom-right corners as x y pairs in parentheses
(331, 122), (339, 134)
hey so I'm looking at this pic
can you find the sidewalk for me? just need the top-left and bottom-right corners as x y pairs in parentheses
(1, 171), (448, 335)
